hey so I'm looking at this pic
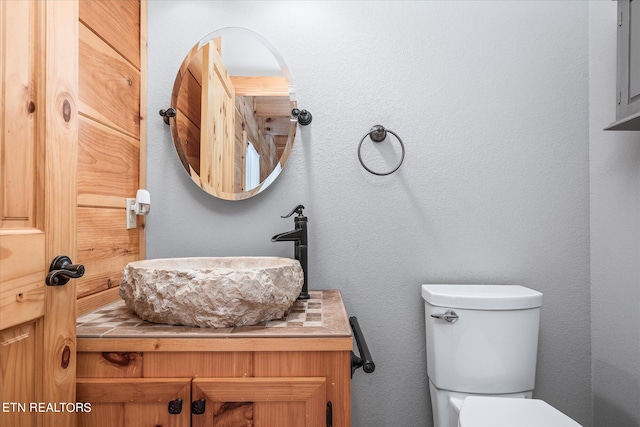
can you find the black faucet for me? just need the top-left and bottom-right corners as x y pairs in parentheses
(271, 204), (310, 300)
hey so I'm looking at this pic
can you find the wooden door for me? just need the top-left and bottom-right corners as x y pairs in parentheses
(192, 377), (327, 427)
(76, 378), (191, 427)
(200, 39), (236, 196)
(0, 1), (79, 426)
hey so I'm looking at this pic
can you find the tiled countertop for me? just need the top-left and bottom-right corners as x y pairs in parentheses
(77, 290), (351, 339)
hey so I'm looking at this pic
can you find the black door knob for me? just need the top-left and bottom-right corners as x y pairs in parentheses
(46, 255), (85, 286)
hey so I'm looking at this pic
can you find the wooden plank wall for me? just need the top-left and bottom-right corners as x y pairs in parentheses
(175, 47), (203, 174)
(76, 0), (145, 314)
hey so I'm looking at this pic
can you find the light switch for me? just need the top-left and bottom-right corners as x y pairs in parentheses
(126, 198), (136, 229)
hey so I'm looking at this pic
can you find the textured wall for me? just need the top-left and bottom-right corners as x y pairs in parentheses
(147, 2), (591, 425)
(589, 3), (640, 426)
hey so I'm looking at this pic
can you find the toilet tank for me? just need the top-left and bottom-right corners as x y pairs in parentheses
(422, 284), (543, 395)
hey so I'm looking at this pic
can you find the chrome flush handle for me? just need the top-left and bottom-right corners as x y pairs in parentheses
(431, 310), (459, 323)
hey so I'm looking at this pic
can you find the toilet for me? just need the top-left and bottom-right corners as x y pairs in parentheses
(422, 284), (582, 427)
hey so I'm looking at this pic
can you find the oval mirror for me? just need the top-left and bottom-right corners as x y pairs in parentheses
(170, 27), (296, 200)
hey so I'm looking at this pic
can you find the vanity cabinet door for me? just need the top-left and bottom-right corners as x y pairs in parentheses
(76, 378), (191, 427)
(253, 351), (352, 426)
(192, 377), (327, 427)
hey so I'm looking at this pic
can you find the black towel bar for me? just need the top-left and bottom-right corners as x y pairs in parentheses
(349, 316), (375, 377)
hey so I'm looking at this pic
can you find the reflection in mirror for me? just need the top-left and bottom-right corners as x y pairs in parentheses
(170, 28), (296, 200)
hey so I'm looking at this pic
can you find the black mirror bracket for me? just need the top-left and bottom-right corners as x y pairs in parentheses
(291, 108), (312, 126)
(159, 108), (176, 125)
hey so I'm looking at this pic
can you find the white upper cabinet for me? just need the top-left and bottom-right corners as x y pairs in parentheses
(607, 0), (640, 130)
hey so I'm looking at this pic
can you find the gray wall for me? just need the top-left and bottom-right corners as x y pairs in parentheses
(147, 2), (592, 425)
(589, 2), (640, 427)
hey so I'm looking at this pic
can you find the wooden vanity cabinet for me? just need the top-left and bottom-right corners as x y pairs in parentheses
(76, 348), (351, 427)
(76, 291), (354, 426)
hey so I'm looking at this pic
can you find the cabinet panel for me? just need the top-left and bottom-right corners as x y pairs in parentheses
(143, 351), (252, 378)
(77, 378), (191, 427)
(81, 403), (123, 427)
(192, 377), (326, 427)
(77, 351), (143, 378)
(254, 402), (306, 426)
(125, 402), (187, 427)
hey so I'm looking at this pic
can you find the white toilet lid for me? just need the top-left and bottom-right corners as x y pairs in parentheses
(458, 397), (582, 427)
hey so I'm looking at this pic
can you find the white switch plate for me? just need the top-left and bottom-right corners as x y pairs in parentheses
(126, 198), (136, 229)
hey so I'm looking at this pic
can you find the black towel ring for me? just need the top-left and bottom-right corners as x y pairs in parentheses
(357, 125), (405, 176)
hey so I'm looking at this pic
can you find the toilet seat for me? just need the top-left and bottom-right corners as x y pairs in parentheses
(458, 397), (582, 427)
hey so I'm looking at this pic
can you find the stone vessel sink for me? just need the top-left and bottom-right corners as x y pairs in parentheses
(119, 257), (303, 328)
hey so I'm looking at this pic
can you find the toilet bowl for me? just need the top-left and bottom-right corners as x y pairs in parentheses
(422, 284), (581, 427)
(429, 381), (531, 427)
(458, 396), (582, 427)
